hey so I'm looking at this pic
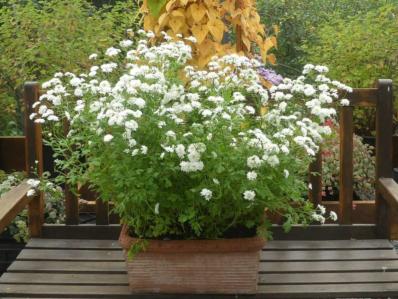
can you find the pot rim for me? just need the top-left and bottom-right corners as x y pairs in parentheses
(119, 224), (266, 253)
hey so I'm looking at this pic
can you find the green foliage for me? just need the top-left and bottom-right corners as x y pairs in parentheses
(0, 0), (141, 136)
(257, 0), (396, 77)
(303, 4), (398, 134)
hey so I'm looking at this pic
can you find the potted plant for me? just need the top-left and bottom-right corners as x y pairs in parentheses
(32, 31), (343, 294)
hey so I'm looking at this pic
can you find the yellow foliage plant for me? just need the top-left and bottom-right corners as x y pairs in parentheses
(141, 0), (277, 68)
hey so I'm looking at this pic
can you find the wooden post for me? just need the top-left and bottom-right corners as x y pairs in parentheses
(309, 151), (322, 206)
(375, 79), (394, 238)
(339, 105), (354, 224)
(24, 82), (44, 237)
(96, 198), (109, 225)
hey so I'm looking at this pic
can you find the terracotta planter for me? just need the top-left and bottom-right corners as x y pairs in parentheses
(119, 225), (266, 294)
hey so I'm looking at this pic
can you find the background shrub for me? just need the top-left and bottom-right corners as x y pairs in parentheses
(0, 0), (141, 136)
(303, 4), (398, 135)
(257, 0), (395, 77)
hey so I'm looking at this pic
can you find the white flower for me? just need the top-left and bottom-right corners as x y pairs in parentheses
(283, 169), (289, 178)
(27, 189), (36, 197)
(247, 171), (257, 181)
(141, 145), (148, 154)
(329, 211), (338, 221)
(154, 203), (160, 214)
(212, 178), (220, 185)
(340, 99), (350, 106)
(247, 155), (262, 169)
(317, 204), (326, 215)
(312, 213), (326, 224)
(103, 134), (114, 143)
(89, 53), (98, 60)
(200, 188), (212, 201)
(180, 161), (204, 173)
(120, 40), (133, 48)
(105, 47), (121, 57)
(175, 144), (185, 159)
(243, 190), (256, 201)
(27, 179), (40, 188)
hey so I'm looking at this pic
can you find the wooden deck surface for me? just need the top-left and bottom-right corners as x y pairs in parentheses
(1, 238), (398, 298)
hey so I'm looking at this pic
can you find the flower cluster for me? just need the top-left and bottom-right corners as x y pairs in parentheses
(32, 31), (348, 239)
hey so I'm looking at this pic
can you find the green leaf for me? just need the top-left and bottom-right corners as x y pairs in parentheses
(147, 0), (168, 17)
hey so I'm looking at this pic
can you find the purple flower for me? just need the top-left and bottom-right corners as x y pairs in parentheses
(258, 67), (283, 85)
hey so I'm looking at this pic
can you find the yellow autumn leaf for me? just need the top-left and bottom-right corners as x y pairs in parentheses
(169, 17), (185, 33)
(208, 18), (224, 43)
(144, 15), (157, 31)
(166, 0), (179, 12)
(158, 12), (169, 27)
(172, 9), (185, 18)
(242, 35), (251, 52)
(267, 53), (277, 65)
(190, 3), (207, 23)
(192, 24), (209, 44)
(271, 36), (277, 49)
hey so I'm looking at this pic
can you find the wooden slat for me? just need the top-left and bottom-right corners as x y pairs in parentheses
(24, 82), (44, 238)
(259, 272), (398, 284)
(0, 284), (131, 297)
(0, 180), (32, 233)
(7, 260), (126, 273)
(41, 224), (121, 240)
(271, 224), (378, 240)
(17, 249), (123, 261)
(26, 238), (121, 250)
(259, 260), (398, 273)
(0, 273), (128, 285)
(341, 88), (378, 107)
(322, 200), (375, 224)
(260, 249), (397, 261)
(258, 283), (398, 298)
(378, 178), (398, 239)
(375, 79), (394, 239)
(265, 239), (393, 250)
(378, 178), (398, 210)
(0, 137), (26, 172)
(339, 105), (354, 224)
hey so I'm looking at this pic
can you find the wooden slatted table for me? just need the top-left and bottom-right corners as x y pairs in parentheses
(1, 238), (398, 298)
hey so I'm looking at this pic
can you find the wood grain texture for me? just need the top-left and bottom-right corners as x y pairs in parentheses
(24, 82), (44, 238)
(340, 88), (378, 107)
(0, 273), (128, 285)
(375, 79), (394, 238)
(1, 239), (398, 298)
(339, 105), (353, 224)
(308, 151), (322, 206)
(0, 180), (32, 233)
